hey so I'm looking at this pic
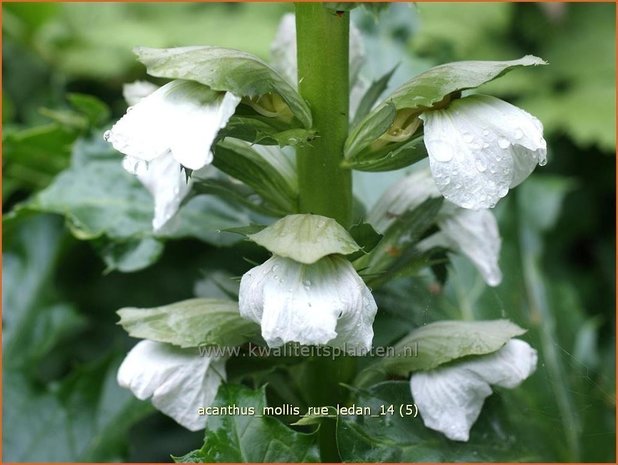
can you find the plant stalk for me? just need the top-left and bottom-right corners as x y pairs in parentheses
(295, 3), (355, 462)
(295, 2), (352, 228)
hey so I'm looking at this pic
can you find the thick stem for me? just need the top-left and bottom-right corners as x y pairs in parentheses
(295, 4), (354, 462)
(295, 2), (352, 228)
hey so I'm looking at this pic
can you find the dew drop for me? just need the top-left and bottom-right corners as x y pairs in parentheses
(475, 158), (487, 172)
(462, 133), (474, 143)
(303, 279), (312, 287)
(538, 157), (548, 167)
(427, 139), (454, 162)
(442, 176), (451, 186)
(127, 105), (135, 113)
(513, 128), (523, 139)
(498, 137), (510, 149)
(103, 130), (111, 141)
(482, 129), (490, 137)
(498, 186), (509, 198)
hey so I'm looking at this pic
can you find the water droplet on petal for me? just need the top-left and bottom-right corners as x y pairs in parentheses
(538, 157), (548, 167)
(127, 106), (135, 112)
(427, 140), (454, 162)
(498, 186), (509, 197)
(103, 130), (111, 141)
(475, 158), (487, 172)
(442, 176), (451, 186)
(462, 133), (474, 143)
(514, 128), (523, 139)
(482, 129), (490, 137)
(498, 137), (510, 149)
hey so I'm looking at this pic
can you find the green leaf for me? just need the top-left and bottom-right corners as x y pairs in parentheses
(175, 384), (319, 462)
(352, 65), (398, 127)
(348, 222), (383, 254)
(96, 237), (165, 273)
(382, 319), (526, 375)
(346, 56), (546, 157)
(117, 298), (259, 348)
(67, 93), (111, 128)
(248, 214), (361, 264)
(135, 46), (312, 128)
(342, 135), (427, 172)
(357, 197), (443, 281)
(223, 114), (317, 147)
(3, 215), (86, 369)
(337, 381), (544, 461)
(213, 139), (298, 215)
(14, 135), (266, 269)
(344, 103), (396, 159)
(4, 357), (152, 462)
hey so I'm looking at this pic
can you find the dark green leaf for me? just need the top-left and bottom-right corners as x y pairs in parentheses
(176, 384), (319, 462)
(342, 134), (427, 172)
(117, 298), (259, 348)
(352, 65), (398, 127)
(4, 357), (152, 461)
(135, 46), (312, 128)
(337, 381), (544, 461)
(213, 139), (298, 214)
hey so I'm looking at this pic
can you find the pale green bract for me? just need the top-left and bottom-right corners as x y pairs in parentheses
(117, 298), (259, 348)
(134, 46), (312, 128)
(247, 214), (361, 264)
(381, 319), (526, 375)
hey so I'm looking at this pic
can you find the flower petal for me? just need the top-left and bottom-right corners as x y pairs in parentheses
(239, 255), (377, 351)
(117, 340), (226, 431)
(438, 207), (502, 286)
(123, 152), (192, 231)
(410, 339), (537, 441)
(421, 94), (546, 209)
(107, 80), (241, 170)
(367, 163), (441, 233)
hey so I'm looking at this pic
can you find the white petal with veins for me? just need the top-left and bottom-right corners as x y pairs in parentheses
(421, 94), (546, 209)
(107, 80), (241, 170)
(122, 153), (192, 231)
(410, 339), (537, 441)
(239, 255), (377, 351)
(117, 340), (226, 431)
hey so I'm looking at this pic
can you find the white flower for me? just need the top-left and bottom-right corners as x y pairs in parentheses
(239, 255), (377, 351)
(420, 94), (547, 209)
(368, 164), (502, 286)
(410, 339), (537, 441)
(106, 79), (241, 231)
(117, 340), (226, 431)
(107, 80), (240, 171)
(123, 153), (192, 231)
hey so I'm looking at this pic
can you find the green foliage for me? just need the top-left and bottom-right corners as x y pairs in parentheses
(3, 215), (152, 462)
(337, 381), (544, 461)
(176, 385), (320, 462)
(213, 139), (298, 215)
(117, 298), (260, 349)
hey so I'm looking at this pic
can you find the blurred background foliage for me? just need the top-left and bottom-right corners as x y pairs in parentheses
(3, 2), (615, 462)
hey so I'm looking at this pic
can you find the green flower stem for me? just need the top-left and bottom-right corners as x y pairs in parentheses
(295, 4), (354, 461)
(295, 2), (352, 228)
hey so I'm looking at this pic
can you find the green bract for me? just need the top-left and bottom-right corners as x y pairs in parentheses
(344, 55), (547, 161)
(247, 214), (361, 264)
(381, 319), (526, 375)
(213, 139), (298, 215)
(117, 298), (260, 348)
(134, 46), (312, 128)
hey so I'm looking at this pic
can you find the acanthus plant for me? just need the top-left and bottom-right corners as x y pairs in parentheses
(105, 3), (548, 462)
